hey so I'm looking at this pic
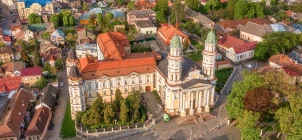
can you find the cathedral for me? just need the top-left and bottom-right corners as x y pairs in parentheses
(67, 31), (217, 119)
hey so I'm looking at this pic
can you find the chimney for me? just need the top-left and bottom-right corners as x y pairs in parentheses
(39, 117), (41, 121)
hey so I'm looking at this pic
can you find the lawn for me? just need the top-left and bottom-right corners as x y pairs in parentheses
(187, 51), (203, 61)
(131, 46), (152, 53)
(215, 68), (233, 93)
(60, 100), (76, 139)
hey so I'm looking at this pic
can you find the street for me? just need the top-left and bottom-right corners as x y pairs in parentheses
(45, 70), (70, 140)
(0, 3), (19, 31)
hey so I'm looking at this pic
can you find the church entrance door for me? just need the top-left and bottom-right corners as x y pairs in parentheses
(145, 86), (151, 92)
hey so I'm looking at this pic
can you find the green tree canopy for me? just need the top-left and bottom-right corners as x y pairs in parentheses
(33, 47), (42, 67)
(119, 99), (129, 124)
(155, 0), (169, 23)
(205, 0), (221, 11)
(238, 111), (261, 140)
(43, 62), (51, 72)
(28, 13), (38, 24)
(171, 0), (185, 23)
(104, 104), (115, 125)
(41, 32), (50, 40)
(0, 42), (5, 49)
(114, 89), (124, 111)
(105, 12), (114, 21)
(127, 1), (136, 11)
(35, 77), (48, 89)
(234, 0), (264, 19)
(55, 58), (63, 70)
(185, 0), (203, 12)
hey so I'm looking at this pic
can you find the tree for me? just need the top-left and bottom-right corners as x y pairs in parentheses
(35, 77), (48, 89)
(83, 2), (89, 11)
(275, 94), (302, 139)
(63, 16), (69, 27)
(238, 111), (261, 140)
(114, 89), (124, 111)
(41, 32), (50, 40)
(105, 12), (114, 21)
(127, 1), (136, 11)
(55, 58), (63, 70)
(185, 0), (202, 12)
(43, 62), (51, 72)
(81, 96), (104, 128)
(96, 13), (103, 26)
(155, 10), (167, 23)
(243, 88), (276, 113)
(116, 0), (124, 5)
(69, 16), (75, 26)
(205, 0), (221, 11)
(33, 48), (42, 67)
(51, 14), (60, 27)
(66, 33), (77, 45)
(119, 99), (129, 124)
(28, 13), (38, 24)
(0, 42), (5, 49)
(103, 104), (115, 125)
(234, 0), (249, 19)
(182, 39), (189, 54)
(35, 16), (44, 24)
(171, 0), (185, 23)
(127, 91), (141, 121)
(154, 0), (169, 23)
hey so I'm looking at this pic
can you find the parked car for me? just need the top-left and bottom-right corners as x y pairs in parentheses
(12, 20), (16, 23)
(1, 18), (6, 21)
(296, 45), (302, 50)
(246, 64), (256, 69)
(59, 82), (64, 87)
(13, 16), (16, 19)
(48, 123), (54, 130)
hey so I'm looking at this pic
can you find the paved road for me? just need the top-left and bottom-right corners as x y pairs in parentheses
(45, 70), (70, 140)
(0, 3), (18, 31)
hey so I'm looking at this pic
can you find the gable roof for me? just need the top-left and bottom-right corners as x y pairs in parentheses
(158, 23), (189, 45)
(96, 32), (130, 60)
(134, 20), (156, 28)
(128, 9), (155, 15)
(37, 84), (58, 109)
(270, 24), (286, 32)
(0, 77), (22, 93)
(184, 6), (214, 28)
(218, 35), (257, 53)
(25, 106), (51, 137)
(10, 24), (22, 31)
(21, 67), (42, 76)
(289, 49), (302, 64)
(268, 54), (293, 66)
(282, 63), (302, 77)
(0, 47), (13, 55)
(181, 79), (210, 89)
(2, 62), (24, 73)
(51, 29), (65, 38)
(217, 18), (271, 29)
(240, 22), (273, 37)
(0, 88), (33, 138)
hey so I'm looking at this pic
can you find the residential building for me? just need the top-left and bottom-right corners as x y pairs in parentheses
(268, 54), (293, 68)
(1, 62), (24, 77)
(289, 49), (302, 64)
(51, 29), (65, 45)
(66, 31), (217, 119)
(292, 24), (302, 34)
(40, 40), (57, 54)
(3, 36), (12, 46)
(127, 9), (156, 25)
(218, 35), (257, 62)
(97, 1), (108, 7)
(35, 84), (58, 110)
(134, 0), (156, 9)
(69, 0), (81, 9)
(214, 18), (271, 34)
(0, 88), (34, 139)
(0, 77), (22, 94)
(96, 32), (131, 61)
(0, 47), (14, 63)
(76, 28), (96, 44)
(1, 0), (16, 9)
(240, 22), (273, 42)
(157, 23), (190, 46)
(21, 67), (42, 86)
(11, 24), (23, 39)
(0, 28), (4, 43)
(40, 47), (62, 66)
(24, 107), (52, 140)
(80, 8), (125, 25)
(134, 20), (157, 35)
(184, 6), (214, 29)
(17, 0), (54, 19)
(23, 24), (48, 41)
(76, 43), (97, 59)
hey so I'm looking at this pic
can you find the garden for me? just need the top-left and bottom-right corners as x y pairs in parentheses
(215, 68), (233, 93)
(60, 100), (76, 138)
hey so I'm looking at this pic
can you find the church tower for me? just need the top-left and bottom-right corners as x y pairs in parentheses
(66, 49), (79, 77)
(167, 35), (183, 85)
(202, 30), (217, 79)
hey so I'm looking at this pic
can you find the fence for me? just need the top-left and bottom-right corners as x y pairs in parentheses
(75, 121), (152, 140)
(220, 68), (237, 94)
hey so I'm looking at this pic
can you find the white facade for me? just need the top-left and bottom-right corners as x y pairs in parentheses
(240, 31), (263, 42)
(24, 29), (34, 41)
(138, 27), (157, 35)
(226, 48), (254, 62)
(76, 43), (97, 58)
(1, 0), (15, 9)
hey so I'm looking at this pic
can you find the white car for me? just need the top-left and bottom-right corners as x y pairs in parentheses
(1, 18), (5, 21)
(246, 64), (256, 69)
(296, 45), (302, 50)
(59, 82), (64, 87)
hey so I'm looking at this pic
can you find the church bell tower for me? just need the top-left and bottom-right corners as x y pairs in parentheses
(202, 30), (217, 79)
(167, 34), (183, 85)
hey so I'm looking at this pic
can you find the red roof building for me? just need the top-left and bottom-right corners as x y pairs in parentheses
(218, 35), (257, 62)
(157, 23), (190, 46)
(0, 77), (22, 93)
(96, 32), (130, 60)
(216, 18), (271, 33)
(21, 67), (42, 76)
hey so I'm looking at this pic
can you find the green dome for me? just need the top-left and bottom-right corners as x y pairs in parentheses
(170, 34), (182, 49)
(205, 30), (216, 44)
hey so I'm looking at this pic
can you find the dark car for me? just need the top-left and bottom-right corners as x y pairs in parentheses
(48, 123), (54, 130)
(12, 20), (16, 23)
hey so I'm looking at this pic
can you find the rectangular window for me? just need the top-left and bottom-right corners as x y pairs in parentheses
(175, 93), (179, 99)
(125, 79), (128, 85)
(110, 81), (113, 87)
(104, 91), (106, 95)
(88, 83), (91, 90)
(132, 87), (135, 92)
(110, 90), (113, 95)
(88, 92), (92, 97)
(95, 82), (98, 89)
(125, 88), (127, 92)
(103, 82), (105, 88)
(139, 86), (142, 91)
(132, 78), (135, 84)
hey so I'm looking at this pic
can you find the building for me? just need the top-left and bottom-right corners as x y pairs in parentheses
(24, 106), (52, 140)
(66, 31), (217, 119)
(0, 88), (34, 139)
(51, 29), (65, 45)
(157, 23), (190, 46)
(292, 24), (302, 34)
(127, 9), (156, 25)
(80, 8), (125, 25)
(289, 49), (302, 64)
(76, 28), (96, 44)
(0, 77), (22, 94)
(35, 84), (58, 110)
(218, 35), (257, 62)
(1, 62), (24, 77)
(40, 47), (62, 66)
(240, 22), (273, 42)
(184, 6), (214, 29)
(1, 0), (16, 9)
(76, 43), (97, 59)
(134, 0), (156, 9)
(17, 0), (54, 19)
(11, 24), (23, 39)
(214, 18), (271, 34)
(21, 67), (42, 87)
(0, 47), (14, 63)
(134, 20), (157, 35)
(96, 32), (131, 61)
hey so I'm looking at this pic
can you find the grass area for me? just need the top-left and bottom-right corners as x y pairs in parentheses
(187, 51), (203, 61)
(131, 46), (152, 53)
(190, 39), (199, 46)
(215, 68), (233, 93)
(60, 100), (76, 139)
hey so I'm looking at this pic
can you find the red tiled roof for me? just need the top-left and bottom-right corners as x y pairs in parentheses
(25, 107), (52, 137)
(10, 24), (22, 31)
(285, 10), (292, 17)
(50, 55), (55, 61)
(21, 67), (42, 76)
(96, 32), (130, 60)
(0, 77), (21, 93)
(216, 59), (231, 65)
(218, 18), (271, 29)
(0, 89), (32, 138)
(3, 36), (11, 42)
(79, 52), (157, 79)
(20, 19), (28, 24)
(282, 63), (302, 77)
(268, 54), (293, 67)
(218, 35), (257, 53)
(157, 23), (190, 45)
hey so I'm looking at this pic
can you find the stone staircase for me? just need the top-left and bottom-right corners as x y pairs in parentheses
(175, 115), (198, 125)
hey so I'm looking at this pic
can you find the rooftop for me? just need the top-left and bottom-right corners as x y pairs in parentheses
(268, 54), (293, 67)
(21, 67), (42, 76)
(0, 77), (22, 93)
(240, 22), (273, 37)
(25, 106), (52, 137)
(158, 23), (190, 45)
(128, 9), (155, 15)
(218, 35), (257, 53)
(134, 20), (156, 28)
(18, 0), (52, 8)
(217, 18), (271, 29)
